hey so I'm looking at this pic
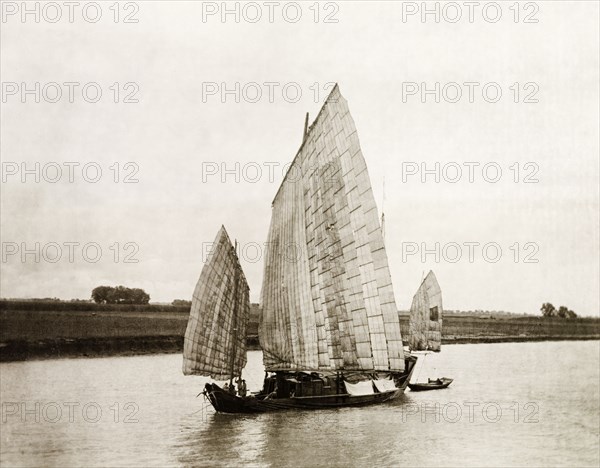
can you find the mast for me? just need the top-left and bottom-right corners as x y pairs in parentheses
(381, 177), (386, 243)
(302, 112), (309, 143)
(228, 240), (241, 387)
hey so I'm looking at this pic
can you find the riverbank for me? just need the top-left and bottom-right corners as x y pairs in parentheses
(1, 303), (598, 362)
(2, 334), (598, 362)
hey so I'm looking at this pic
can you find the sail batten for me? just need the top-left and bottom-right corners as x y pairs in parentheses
(260, 85), (405, 372)
(408, 271), (443, 352)
(183, 226), (250, 379)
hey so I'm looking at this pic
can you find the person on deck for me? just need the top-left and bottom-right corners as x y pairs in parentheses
(238, 380), (247, 397)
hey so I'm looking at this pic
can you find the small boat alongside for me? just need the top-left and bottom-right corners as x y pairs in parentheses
(405, 271), (454, 391)
(408, 377), (453, 392)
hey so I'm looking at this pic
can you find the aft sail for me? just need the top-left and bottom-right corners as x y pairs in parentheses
(259, 84), (405, 372)
(183, 226), (250, 380)
(408, 271), (442, 352)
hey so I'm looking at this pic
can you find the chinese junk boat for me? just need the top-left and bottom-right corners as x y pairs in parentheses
(184, 84), (417, 413)
(406, 271), (453, 392)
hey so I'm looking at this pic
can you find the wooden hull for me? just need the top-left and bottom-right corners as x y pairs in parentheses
(204, 384), (404, 413)
(203, 356), (417, 414)
(408, 378), (453, 392)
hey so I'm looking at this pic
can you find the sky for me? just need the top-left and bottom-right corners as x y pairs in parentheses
(1, 1), (598, 316)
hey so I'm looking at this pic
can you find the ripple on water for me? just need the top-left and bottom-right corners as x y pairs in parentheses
(1, 341), (599, 467)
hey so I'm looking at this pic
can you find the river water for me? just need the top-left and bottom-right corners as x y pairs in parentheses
(1, 341), (599, 467)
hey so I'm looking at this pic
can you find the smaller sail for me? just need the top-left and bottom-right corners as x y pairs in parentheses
(408, 271), (442, 352)
(183, 226), (250, 380)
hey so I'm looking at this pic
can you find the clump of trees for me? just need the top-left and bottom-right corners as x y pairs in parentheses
(171, 299), (191, 307)
(540, 303), (577, 318)
(91, 286), (150, 305)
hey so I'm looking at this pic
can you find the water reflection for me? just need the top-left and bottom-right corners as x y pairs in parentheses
(177, 404), (267, 466)
(175, 392), (423, 468)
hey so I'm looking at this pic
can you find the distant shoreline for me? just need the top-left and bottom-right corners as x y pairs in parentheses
(1, 334), (598, 363)
(2, 301), (598, 362)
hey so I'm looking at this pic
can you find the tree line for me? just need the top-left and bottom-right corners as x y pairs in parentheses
(91, 286), (150, 305)
(540, 303), (577, 318)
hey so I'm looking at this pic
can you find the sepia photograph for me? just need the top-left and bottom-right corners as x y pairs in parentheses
(1, 1), (599, 467)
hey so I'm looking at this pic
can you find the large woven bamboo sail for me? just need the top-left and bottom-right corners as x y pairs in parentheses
(408, 271), (442, 352)
(183, 226), (250, 379)
(260, 84), (405, 372)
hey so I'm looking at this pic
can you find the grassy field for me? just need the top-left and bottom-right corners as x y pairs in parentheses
(0, 308), (189, 361)
(400, 314), (600, 342)
(1, 301), (598, 361)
